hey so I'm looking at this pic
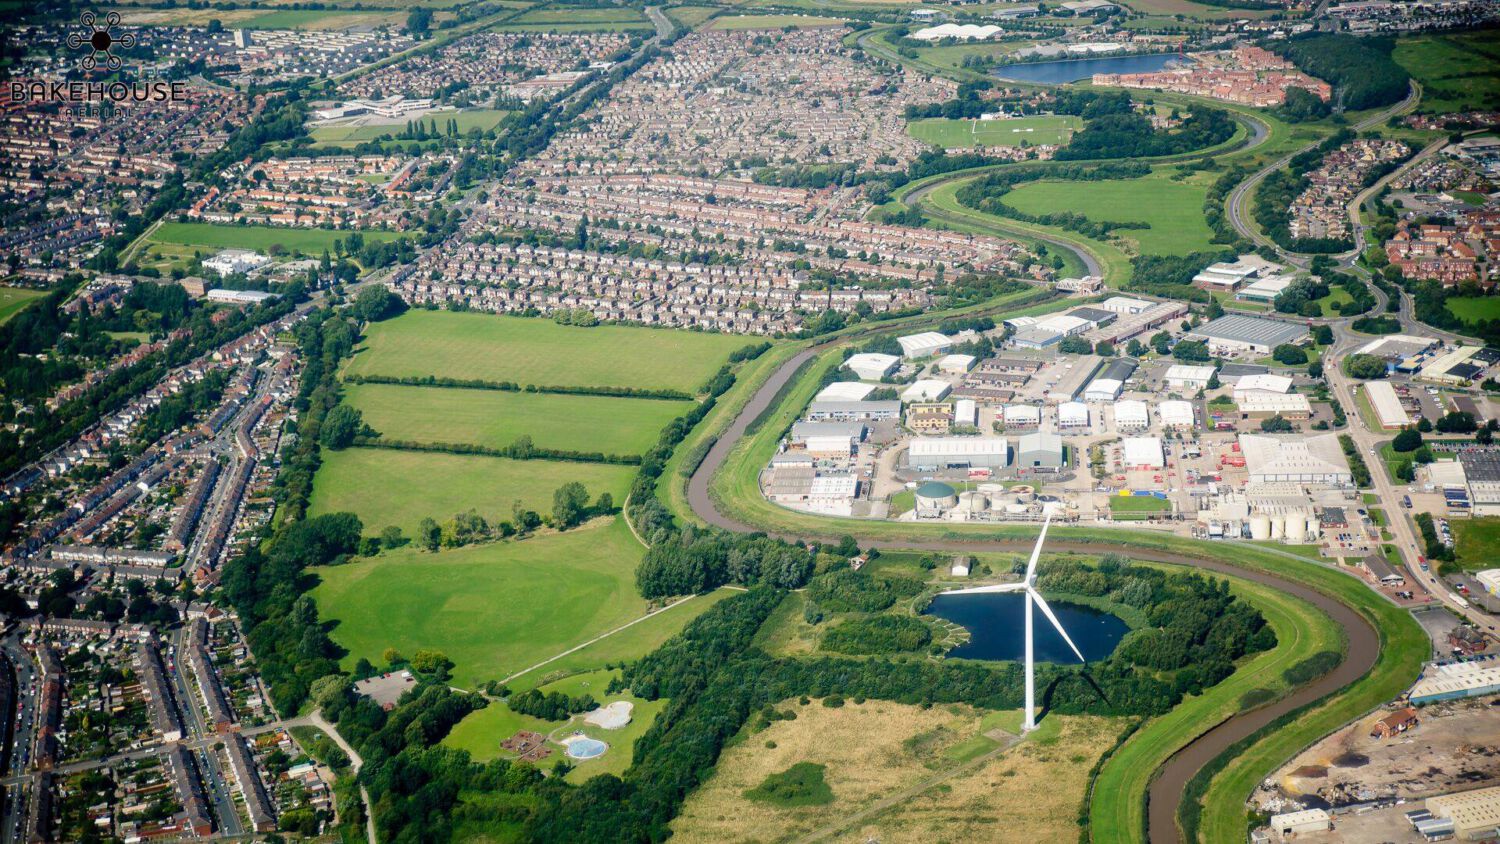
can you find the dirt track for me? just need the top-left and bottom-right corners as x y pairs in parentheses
(683, 344), (1380, 844)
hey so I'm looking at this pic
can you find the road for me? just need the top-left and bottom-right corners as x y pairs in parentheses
(683, 341), (1383, 844)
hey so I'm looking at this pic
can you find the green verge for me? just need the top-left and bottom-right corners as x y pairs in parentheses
(1088, 573), (1342, 844)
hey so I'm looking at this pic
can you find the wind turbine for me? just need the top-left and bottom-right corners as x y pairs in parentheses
(945, 514), (1084, 733)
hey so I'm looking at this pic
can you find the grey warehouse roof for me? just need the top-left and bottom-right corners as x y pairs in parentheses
(1097, 357), (1139, 382)
(1460, 451), (1500, 482)
(1193, 315), (1307, 348)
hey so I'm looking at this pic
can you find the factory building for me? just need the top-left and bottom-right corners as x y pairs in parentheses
(1365, 381), (1411, 429)
(1240, 433), (1353, 487)
(1003, 404), (1041, 429)
(954, 398), (978, 428)
(1017, 432), (1064, 471)
(1164, 364), (1216, 392)
(1083, 357), (1138, 402)
(902, 379), (952, 403)
(789, 421), (866, 445)
(1187, 314), (1308, 356)
(1426, 786), (1500, 840)
(1410, 660), (1500, 706)
(816, 381), (876, 402)
(1190, 254), (1281, 292)
(1122, 437), (1164, 470)
(1158, 400), (1195, 430)
(908, 437), (1009, 469)
(1460, 452), (1500, 516)
(907, 403), (953, 434)
(938, 354), (976, 374)
(1233, 373), (1294, 398)
(1238, 393), (1312, 421)
(897, 331), (952, 360)
(1098, 296), (1155, 315)
(844, 353), (900, 380)
(806, 400), (900, 421)
(1058, 401), (1091, 430)
(1268, 809), (1331, 838)
(1115, 400), (1149, 431)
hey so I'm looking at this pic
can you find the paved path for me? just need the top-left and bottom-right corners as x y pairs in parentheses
(499, 593), (704, 684)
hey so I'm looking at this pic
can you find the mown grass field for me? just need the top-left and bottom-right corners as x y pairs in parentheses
(344, 382), (689, 456)
(666, 4), (719, 28)
(1109, 494), (1172, 513)
(346, 310), (750, 392)
(1446, 295), (1500, 324)
(150, 222), (404, 254)
(308, 109), (510, 146)
(0, 287), (44, 325)
(710, 13), (846, 29)
(1394, 29), (1500, 114)
(311, 519), (650, 689)
(1000, 169), (1218, 256)
(1120, 0), (1276, 18)
(500, 6), (650, 29)
(1453, 517), (1500, 572)
(308, 447), (635, 537)
(907, 115), (1082, 149)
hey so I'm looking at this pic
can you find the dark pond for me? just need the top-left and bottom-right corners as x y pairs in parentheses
(926, 591), (1128, 663)
(992, 53), (1187, 85)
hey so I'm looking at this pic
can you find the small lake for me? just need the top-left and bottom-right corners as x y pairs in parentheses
(991, 53), (1186, 85)
(926, 592), (1128, 663)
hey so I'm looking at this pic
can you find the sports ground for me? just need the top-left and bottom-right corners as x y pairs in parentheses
(308, 108), (511, 147)
(0, 288), (44, 326)
(149, 222), (405, 254)
(907, 115), (1082, 149)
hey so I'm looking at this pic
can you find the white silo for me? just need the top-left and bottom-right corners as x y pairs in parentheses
(1286, 516), (1307, 543)
(1250, 514), (1271, 541)
(1270, 515), (1285, 540)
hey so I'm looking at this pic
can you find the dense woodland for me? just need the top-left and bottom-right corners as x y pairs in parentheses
(1272, 34), (1412, 111)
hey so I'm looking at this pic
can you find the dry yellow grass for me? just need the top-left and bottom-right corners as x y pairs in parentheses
(838, 714), (1126, 843)
(674, 697), (1125, 843)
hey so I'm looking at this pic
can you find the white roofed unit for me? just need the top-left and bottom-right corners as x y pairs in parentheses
(1098, 296), (1154, 314)
(1058, 401), (1090, 429)
(803, 435), (855, 456)
(897, 332), (953, 360)
(1236, 275), (1294, 302)
(908, 436), (1009, 469)
(1419, 346), (1483, 384)
(1270, 809), (1331, 837)
(938, 354), (977, 374)
(902, 379), (952, 403)
(1164, 364), (1216, 390)
(1233, 373), (1293, 397)
(1003, 404), (1041, 426)
(954, 398), (978, 428)
(1084, 378), (1124, 402)
(844, 353), (900, 380)
(1157, 400), (1195, 430)
(816, 381), (876, 402)
(1239, 433), (1352, 487)
(1238, 392), (1312, 416)
(1114, 400), (1149, 430)
(1121, 437), (1164, 469)
(1034, 313), (1091, 336)
(911, 23), (1003, 40)
(1364, 381), (1410, 429)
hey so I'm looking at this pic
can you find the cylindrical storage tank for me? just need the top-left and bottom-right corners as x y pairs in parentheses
(1286, 517), (1307, 543)
(977, 483), (1006, 496)
(1250, 514), (1271, 540)
(1041, 500), (1064, 516)
(915, 482), (959, 513)
(1305, 517), (1320, 541)
(1011, 485), (1036, 503)
(958, 492), (989, 514)
(1270, 515), (1285, 539)
(1005, 503), (1029, 515)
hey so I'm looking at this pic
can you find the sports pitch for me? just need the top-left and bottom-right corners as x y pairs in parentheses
(907, 115), (1082, 149)
(312, 519), (651, 688)
(149, 222), (405, 254)
(346, 310), (752, 392)
(308, 447), (635, 537)
(309, 109), (510, 146)
(344, 382), (689, 456)
(0, 287), (44, 326)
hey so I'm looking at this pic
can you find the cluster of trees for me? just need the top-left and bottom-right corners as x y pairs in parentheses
(820, 615), (933, 655)
(806, 569), (925, 613)
(509, 688), (597, 721)
(954, 161), (1154, 241)
(1342, 353), (1389, 379)
(1054, 95), (1236, 161)
(356, 434), (642, 466)
(634, 529), (818, 598)
(1273, 35), (1412, 111)
(1276, 87), (1332, 123)
(1338, 434), (1374, 487)
(1415, 512), (1456, 568)
(343, 372), (693, 401)
(1125, 252), (1233, 302)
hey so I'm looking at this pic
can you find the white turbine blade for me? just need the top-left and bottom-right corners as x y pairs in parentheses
(1031, 590), (1086, 663)
(943, 582), (1027, 596)
(1025, 514), (1053, 585)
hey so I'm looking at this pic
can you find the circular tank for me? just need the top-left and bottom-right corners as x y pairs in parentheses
(958, 492), (989, 514)
(1285, 517), (1307, 542)
(1011, 485), (1036, 503)
(977, 483), (1006, 496)
(1040, 500), (1064, 516)
(1305, 517), (1321, 540)
(1270, 515), (1285, 540)
(1004, 503), (1029, 515)
(915, 481), (958, 512)
(1250, 514), (1271, 540)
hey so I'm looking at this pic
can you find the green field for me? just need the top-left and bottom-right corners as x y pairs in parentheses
(150, 222), (404, 254)
(1109, 494), (1172, 513)
(1000, 170), (1218, 256)
(312, 519), (651, 688)
(445, 669), (670, 783)
(1453, 518), (1500, 571)
(666, 4), (720, 28)
(710, 13), (846, 29)
(344, 382), (689, 456)
(238, 8), (406, 28)
(908, 116), (1081, 149)
(1394, 30), (1500, 114)
(308, 447), (635, 537)
(309, 109), (510, 146)
(346, 310), (750, 392)
(1120, 0), (1277, 19)
(0, 287), (44, 325)
(1446, 295), (1500, 324)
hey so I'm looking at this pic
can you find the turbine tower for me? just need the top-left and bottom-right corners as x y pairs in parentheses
(945, 515), (1084, 733)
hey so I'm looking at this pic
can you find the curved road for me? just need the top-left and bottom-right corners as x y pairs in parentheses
(684, 343), (1380, 844)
